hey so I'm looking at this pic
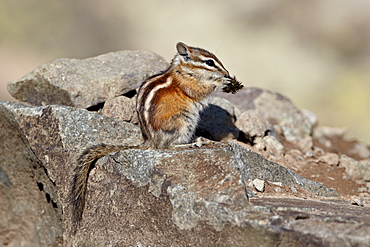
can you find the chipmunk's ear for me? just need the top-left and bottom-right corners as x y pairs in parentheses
(176, 42), (190, 57)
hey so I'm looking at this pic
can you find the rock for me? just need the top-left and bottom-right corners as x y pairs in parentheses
(233, 87), (313, 143)
(295, 136), (314, 152)
(351, 196), (365, 206)
(348, 143), (370, 160)
(235, 109), (270, 139)
(4, 101), (365, 246)
(314, 126), (347, 139)
(210, 96), (242, 118)
(291, 186), (298, 193)
(197, 97), (240, 141)
(286, 149), (307, 165)
(319, 153), (340, 166)
(0, 101), (142, 246)
(358, 187), (368, 193)
(274, 187), (282, 193)
(271, 182), (283, 187)
(359, 193), (370, 203)
(7, 51), (169, 108)
(2, 51), (370, 246)
(313, 126), (347, 149)
(301, 109), (318, 128)
(101, 95), (139, 124)
(252, 135), (285, 156)
(252, 179), (265, 192)
(263, 135), (285, 155)
(362, 159), (370, 174)
(253, 136), (266, 151)
(67, 143), (340, 246)
(0, 103), (63, 247)
(0, 101), (143, 196)
(313, 126), (369, 162)
(339, 154), (370, 181)
(281, 153), (301, 172)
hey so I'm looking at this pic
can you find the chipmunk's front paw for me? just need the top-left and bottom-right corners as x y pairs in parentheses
(173, 137), (215, 149)
(193, 137), (214, 147)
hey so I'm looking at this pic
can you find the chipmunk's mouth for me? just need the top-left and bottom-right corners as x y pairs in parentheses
(215, 75), (232, 84)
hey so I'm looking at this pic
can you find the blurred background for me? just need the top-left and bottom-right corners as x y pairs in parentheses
(1, 0), (369, 144)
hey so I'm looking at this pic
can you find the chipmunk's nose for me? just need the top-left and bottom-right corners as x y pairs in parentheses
(224, 70), (232, 78)
(224, 75), (233, 82)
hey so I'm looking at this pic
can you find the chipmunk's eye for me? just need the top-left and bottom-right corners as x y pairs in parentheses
(205, 59), (215, 67)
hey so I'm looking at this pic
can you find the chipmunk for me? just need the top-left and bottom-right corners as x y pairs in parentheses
(70, 42), (242, 232)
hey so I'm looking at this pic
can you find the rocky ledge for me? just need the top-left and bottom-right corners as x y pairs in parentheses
(1, 50), (369, 246)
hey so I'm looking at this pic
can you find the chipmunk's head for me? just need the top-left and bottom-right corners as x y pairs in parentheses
(173, 42), (232, 88)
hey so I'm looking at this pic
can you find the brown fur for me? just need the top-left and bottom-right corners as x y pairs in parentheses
(70, 144), (135, 232)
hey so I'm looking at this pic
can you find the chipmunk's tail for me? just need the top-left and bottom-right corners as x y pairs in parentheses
(70, 144), (127, 233)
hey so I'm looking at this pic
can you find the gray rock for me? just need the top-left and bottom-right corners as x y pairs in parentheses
(209, 96), (243, 118)
(351, 196), (365, 206)
(7, 51), (169, 108)
(197, 97), (240, 141)
(339, 154), (370, 181)
(219, 87), (313, 143)
(301, 109), (319, 128)
(2, 47), (370, 246)
(263, 135), (285, 155)
(252, 178), (265, 192)
(295, 135), (314, 153)
(101, 95), (139, 124)
(348, 143), (370, 160)
(319, 153), (340, 166)
(313, 126), (347, 149)
(314, 126), (347, 139)
(73, 145), (341, 245)
(0, 101), (143, 246)
(236, 109), (270, 138)
(0, 101), (143, 194)
(253, 136), (285, 156)
(5, 101), (368, 246)
(0, 102), (63, 247)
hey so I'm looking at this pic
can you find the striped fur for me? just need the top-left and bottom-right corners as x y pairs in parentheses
(136, 42), (232, 148)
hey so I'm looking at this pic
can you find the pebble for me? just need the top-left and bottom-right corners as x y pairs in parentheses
(253, 179), (265, 192)
(274, 187), (282, 193)
(351, 196), (364, 207)
(271, 182), (282, 187)
(319, 153), (339, 166)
